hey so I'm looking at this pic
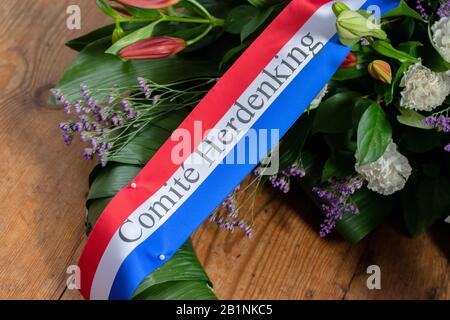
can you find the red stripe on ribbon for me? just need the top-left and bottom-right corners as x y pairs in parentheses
(79, 0), (329, 299)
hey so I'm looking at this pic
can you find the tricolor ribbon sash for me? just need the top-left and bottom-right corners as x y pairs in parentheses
(79, 0), (399, 300)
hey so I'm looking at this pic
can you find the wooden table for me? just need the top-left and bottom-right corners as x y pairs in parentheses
(0, 0), (448, 300)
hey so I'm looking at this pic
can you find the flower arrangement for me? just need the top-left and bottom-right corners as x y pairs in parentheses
(52, 0), (450, 299)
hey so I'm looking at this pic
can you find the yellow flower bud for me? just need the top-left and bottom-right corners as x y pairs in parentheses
(368, 60), (392, 84)
(336, 10), (387, 46)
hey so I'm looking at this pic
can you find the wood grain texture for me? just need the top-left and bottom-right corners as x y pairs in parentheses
(1, 0), (448, 301)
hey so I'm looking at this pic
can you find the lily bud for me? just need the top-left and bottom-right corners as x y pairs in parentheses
(332, 2), (351, 16)
(119, 36), (186, 60)
(336, 10), (387, 46)
(340, 52), (357, 68)
(368, 60), (392, 84)
(112, 25), (125, 44)
(117, 0), (179, 9)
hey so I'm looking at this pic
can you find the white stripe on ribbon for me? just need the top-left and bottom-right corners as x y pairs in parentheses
(90, 0), (367, 299)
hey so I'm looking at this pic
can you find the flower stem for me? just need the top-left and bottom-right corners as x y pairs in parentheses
(186, 25), (213, 46)
(185, 0), (214, 20)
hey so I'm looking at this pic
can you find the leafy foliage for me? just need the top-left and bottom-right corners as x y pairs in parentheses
(356, 103), (392, 166)
(53, 0), (450, 301)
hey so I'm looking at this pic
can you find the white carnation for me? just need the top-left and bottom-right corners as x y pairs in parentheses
(400, 62), (450, 112)
(445, 216), (450, 224)
(311, 84), (328, 106)
(431, 17), (450, 62)
(355, 141), (412, 196)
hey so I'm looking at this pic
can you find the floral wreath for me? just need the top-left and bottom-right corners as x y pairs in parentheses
(52, 0), (450, 299)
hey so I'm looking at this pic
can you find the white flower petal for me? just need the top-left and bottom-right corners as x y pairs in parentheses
(399, 62), (450, 112)
(355, 141), (412, 196)
(432, 17), (450, 63)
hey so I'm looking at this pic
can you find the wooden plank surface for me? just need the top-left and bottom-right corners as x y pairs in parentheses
(0, 0), (447, 301)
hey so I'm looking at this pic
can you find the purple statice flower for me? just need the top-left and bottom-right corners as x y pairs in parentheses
(423, 114), (450, 152)
(237, 220), (254, 239)
(415, 0), (429, 19)
(437, 0), (450, 17)
(137, 77), (151, 99)
(73, 101), (82, 113)
(59, 121), (74, 145)
(211, 214), (254, 238)
(108, 93), (115, 105)
(57, 78), (211, 167)
(55, 82), (146, 166)
(445, 143), (450, 152)
(422, 115), (450, 132)
(107, 84), (119, 105)
(80, 83), (90, 102)
(211, 188), (253, 238)
(313, 176), (363, 237)
(121, 99), (139, 120)
(87, 97), (97, 110)
(51, 89), (71, 114)
(281, 164), (306, 178)
(222, 193), (238, 219)
(269, 175), (290, 193)
(266, 162), (306, 193)
(111, 115), (124, 126)
(72, 122), (83, 133)
(83, 148), (94, 160)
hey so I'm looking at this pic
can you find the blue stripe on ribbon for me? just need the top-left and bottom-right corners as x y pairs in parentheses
(108, 0), (399, 299)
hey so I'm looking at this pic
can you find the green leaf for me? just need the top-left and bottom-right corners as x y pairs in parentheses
(109, 111), (189, 165)
(397, 41), (423, 57)
(397, 17), (416, 41)
(51, 39), (219, 103)
(322, 131), (357, 180)
(403, 175), (450, 237)
(240, 6), (274, 41)
(87, 163), (141, 200)
(122, 5), (160, 18)
(220, 41), (249, 69)
(106, 20), (162, 55)
(352, 97), (373, 127)
(337, 188), (395, 244)
(248, 0), (281, 7)
(66, 25), (115, 51)
(400, 127), (442, 153)
(321, 158), (340, 182)
(356, 103), (392, 165)
(313, 92), (360, 133)
(96, 0), (122, 19)
(65, 22), (149, 52)
(224, 5), (258, 34)
(382, 0), (426, 21)
(132, 241), (216, 300)
(278, 114), (313, 169)
(134, 279), (216, 300)
(396, 108), (431, 129)
(384, 62), (409, 105)
(86, 197), (112, 233)
(372, 40), (418, 63)
(332, 67), (367, 81)
(320, 153), (355, 182)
